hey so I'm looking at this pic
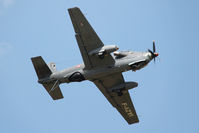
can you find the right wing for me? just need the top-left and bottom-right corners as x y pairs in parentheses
(68, 7), (115, 69)
(93, 73), (139, 124)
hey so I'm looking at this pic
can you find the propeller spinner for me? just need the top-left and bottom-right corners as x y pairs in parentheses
(148, 40), (159, 62)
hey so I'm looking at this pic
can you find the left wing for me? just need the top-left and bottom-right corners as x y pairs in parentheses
(93, 73), (139, 124)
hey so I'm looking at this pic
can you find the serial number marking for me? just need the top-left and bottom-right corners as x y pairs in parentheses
(121, 102), (134, 117)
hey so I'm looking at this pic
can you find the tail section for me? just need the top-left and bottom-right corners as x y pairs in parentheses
(31, 56), (63, 100)
(42, 81), (63, 100)
(48, 62), (57, 73)
(31, 56), (52, 79)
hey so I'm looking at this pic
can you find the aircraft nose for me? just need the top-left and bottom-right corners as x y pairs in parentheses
(154, 53), (159, 57)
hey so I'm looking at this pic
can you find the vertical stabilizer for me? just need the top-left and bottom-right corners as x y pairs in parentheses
(48, 62), (57, 73)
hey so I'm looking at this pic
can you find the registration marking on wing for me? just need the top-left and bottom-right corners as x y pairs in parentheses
(121, 102), (134, 117)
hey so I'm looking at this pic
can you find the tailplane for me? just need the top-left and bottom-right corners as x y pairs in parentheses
(42, 81), (63, 100)
(31, 56), (63, 100)
(31, 56), (52, 79)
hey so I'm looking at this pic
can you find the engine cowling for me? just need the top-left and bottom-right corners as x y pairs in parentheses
(129, 60), (148, 71)
(89, 45), (119, 58)
(108, 82), (138, 92)
(113, 51), (129, 58)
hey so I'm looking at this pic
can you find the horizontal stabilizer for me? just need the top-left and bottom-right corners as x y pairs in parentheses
(31, 56), (52, 79)
(31, 56), (63, 100)
(42, 81), (63, 100)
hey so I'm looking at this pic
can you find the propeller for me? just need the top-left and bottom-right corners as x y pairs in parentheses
(148, 40), (159, 63)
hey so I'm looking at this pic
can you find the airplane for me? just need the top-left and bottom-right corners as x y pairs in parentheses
(31, 7), (159, 124)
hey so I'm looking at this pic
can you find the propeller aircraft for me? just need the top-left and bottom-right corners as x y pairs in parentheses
(31, 7), (158, 124)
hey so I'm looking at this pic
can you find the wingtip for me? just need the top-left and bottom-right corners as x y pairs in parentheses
(128, 119), (139, 125)
(68, 7), (80, 11)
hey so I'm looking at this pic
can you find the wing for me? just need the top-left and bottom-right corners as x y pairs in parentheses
(93, 73), (139, 124)
(68, 7), (115, 69)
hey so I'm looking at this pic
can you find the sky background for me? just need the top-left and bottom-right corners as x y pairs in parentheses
(1, 0), (199, 133)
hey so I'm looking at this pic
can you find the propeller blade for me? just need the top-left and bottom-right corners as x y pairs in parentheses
(148, 49), (153, 54)
(153, 40), (156, 53)
(148, 49), (155, 58)
(148, 40), (158, 63)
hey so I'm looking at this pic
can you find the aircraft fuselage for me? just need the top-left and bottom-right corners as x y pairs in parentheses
(40, 51), (152, 84)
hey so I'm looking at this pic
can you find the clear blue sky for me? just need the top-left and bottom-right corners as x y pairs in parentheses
(1, 0), (199, 133)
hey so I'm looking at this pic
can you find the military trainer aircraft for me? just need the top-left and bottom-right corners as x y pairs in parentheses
(31, 7), (158, 124)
